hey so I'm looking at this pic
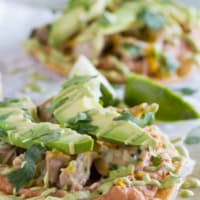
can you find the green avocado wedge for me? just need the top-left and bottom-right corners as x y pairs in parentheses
(125, 74), (199, 121)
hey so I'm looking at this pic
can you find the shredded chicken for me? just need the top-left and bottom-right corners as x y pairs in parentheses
(95, 143), (138, 176)
(0, 142), (17, 165)
(30, 25), (49, 45)
(46, 151), (70, 186)
(73, 41), (101, 60)
(59, 152), (96, 191)
(0, 176), (13, 194)
(37, 98), (55, 122)
(12, 154), (24, 168)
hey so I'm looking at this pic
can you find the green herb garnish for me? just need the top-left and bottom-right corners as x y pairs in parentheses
(114, 112), (155, 128)
(123, 43), (143, 58)
(68, 112), (98, 134)
(8, 145), (45, 191)
(152, 155), (162, 166)
(138, 7), (165, 30)
(0, 128), (8, 139)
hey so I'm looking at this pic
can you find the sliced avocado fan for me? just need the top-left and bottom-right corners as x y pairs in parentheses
(46, 71), (156, 147)
(125, 74), (199, 121)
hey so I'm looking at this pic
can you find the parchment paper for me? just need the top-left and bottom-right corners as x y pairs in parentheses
(0, 1), (200, 199)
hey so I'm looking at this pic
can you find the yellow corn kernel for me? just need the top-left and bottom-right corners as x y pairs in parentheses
(146, 45), (153, 55)
(65, 161), (76, 174)
(148, 56), (159, 72)
(135, 172), (145, 179)
(117, 179), (126, 188)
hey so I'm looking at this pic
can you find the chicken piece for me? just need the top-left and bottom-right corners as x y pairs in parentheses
(30, 25), (50, 45)
(0, 142), (17, 165)
(59, 152), (96, 191)
(46, 151), (70, 186)
(12, 154), (24, 168)
(95, 143), (137, 176)
(73, 36), (105, 61)
(136, 151), (152, 171)
(0, 176), (13, 194)
(97, 56), (117, 71)
(37, 98), (54, 122)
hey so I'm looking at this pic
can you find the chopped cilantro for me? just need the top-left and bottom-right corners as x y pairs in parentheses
(0, 128), (8, 139)
(123, 43), (143, 58)
(8, 145), (45, 191)
(100, 84), (118, 107)
(114, 112), (155, 128)
(138, 7), (165, 30)
(68, 112), (98, 134)
(152, 155), (162, 166)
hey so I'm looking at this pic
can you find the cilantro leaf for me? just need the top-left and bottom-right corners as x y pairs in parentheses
(123, 43), (143, 58)
(138, 7), (165, 30)
(100, 84), (118, 107)
(68, 112), (98, 134)
(0, 128), (8, 139)
(114, 112), (155, 128)
(152, 155), (162, 166)
(8, 145), (45, 191)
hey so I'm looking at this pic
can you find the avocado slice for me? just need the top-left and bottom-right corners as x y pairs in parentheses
(5, 122), (94, 155)
(45, 74), (156, 147)
(48, 75), (102, 123)
(0, 98), (94, 154)
(69, 56), (116, 100)
(125, 74), (199, 121)
(0, 97), (38, 121)
(49, 0), (108, 47)
(66, 108), (157, 147)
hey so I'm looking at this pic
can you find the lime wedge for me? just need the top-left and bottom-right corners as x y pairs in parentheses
(125, 74), (199, 121)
